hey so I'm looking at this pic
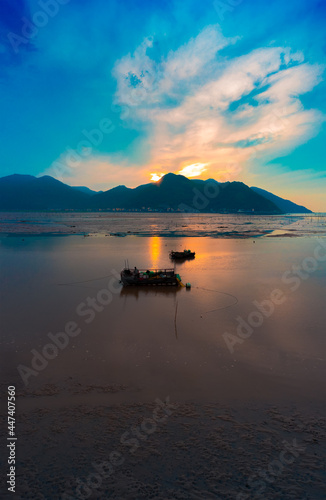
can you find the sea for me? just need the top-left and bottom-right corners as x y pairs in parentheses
(0, 212), (325, 499)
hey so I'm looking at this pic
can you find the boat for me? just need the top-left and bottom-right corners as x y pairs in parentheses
(120, 267), (183, 286)
(169, 249), (195, 260)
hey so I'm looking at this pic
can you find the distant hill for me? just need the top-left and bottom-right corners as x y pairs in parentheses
(0, 174), (90, 210)
(71, 186), (101, 196)
(251, 187), (312, 214)
(91, 174), (282, 213)
(0, 173), (312, 213)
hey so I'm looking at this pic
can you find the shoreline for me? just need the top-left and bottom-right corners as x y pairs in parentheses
(1, 230), (325, 238)
(0, 212), (325, 239)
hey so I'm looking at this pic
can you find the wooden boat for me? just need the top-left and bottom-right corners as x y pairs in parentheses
(120, 267), (182, 286)
(170, 249), (195, 260)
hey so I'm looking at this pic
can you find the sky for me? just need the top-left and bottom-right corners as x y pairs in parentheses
(0, 0), (325, 210)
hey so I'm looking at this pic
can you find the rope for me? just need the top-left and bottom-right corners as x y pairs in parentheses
(172, 285), (238, 338)
(194, 286), (239, 314)
(177, 278), (185, 287)
(57, 273), (117, 286)
(174, 300), (179, 339)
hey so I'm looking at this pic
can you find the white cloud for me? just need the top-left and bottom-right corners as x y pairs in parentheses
(111, 27), (324, 183)
(160, 25), (235, 93)
(178, 163), (208, 177)
(46, 25), (324, 188)
(113, 25), (236, 109)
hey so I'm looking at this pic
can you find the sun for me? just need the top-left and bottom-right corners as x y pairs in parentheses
(150, 173), (165, 182)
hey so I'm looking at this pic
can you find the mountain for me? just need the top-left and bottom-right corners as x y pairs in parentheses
(90, 173), (282, 213)
(71, 186), (101, 196)
(251, 187), (312, 214)
(0, 174), (90, 210)
(0, 173), (312, 213)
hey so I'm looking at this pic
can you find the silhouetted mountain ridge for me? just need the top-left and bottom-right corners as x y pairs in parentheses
(0, 173), (312, 213)
(251, 187), (312, 214)
(0, 174), (90, 210)
(90, 175), (281, 213)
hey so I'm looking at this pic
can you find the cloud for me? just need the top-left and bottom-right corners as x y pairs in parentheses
(177, 163), (207, 177)
(113, 25), (236, 109)
(48, 156), (146, 191)
(46, 24), (324, 188)
(111, 25), (324, 183)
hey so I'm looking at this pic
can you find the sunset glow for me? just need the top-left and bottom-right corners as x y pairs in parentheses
(2, 0), (325, 210)
(177, 164), (208, 178)
(2, 2), (326, 498)
(150, 173), (165, 182)
(149, 236), (161, 267)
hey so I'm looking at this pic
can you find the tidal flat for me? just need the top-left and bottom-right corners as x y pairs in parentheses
(0, 221), (325, 499)
(1, 211), (326, 238)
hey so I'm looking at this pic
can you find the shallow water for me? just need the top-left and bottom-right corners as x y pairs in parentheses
(1, 211), (326, 237)
(1, 234), (325, 405)
(1, 232), (326, 499)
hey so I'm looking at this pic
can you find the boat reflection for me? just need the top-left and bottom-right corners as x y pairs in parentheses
(120, 285), (182, 300)
(120, 284), (181, 339)
(169, 255), (195, 264)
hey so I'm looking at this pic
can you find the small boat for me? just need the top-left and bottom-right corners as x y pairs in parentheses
(120, 267), (182, 286)
(170, 249), (195, 260)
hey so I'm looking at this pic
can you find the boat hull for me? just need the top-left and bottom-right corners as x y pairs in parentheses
(170, 251), (195, 260)
(120, 268), (181, 286)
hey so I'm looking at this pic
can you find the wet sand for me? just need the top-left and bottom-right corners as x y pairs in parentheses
(0, 233), (325, 499)
(1, 394), (325, 499)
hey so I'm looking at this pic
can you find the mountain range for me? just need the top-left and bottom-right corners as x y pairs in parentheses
(0, 173), (312, 213)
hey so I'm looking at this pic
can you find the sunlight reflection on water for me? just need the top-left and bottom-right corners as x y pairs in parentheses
(1, 233), (325, 405)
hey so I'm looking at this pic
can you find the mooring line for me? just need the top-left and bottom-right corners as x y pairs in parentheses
(195, 286), (239, 314)
(174, 300), (179, 339)
(57, 273), (116, 286)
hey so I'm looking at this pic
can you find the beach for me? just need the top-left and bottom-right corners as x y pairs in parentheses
(0, 214), (325, 499)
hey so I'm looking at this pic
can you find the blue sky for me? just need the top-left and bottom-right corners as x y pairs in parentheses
(0, 0), (325, 209)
